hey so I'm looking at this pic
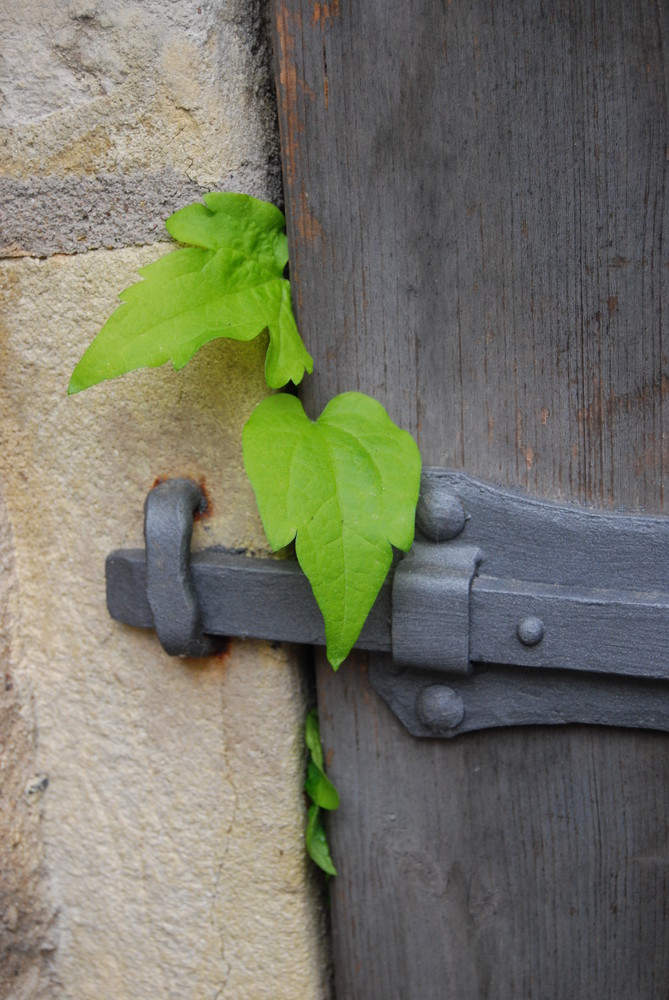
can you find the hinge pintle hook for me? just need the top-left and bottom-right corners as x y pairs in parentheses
(144, 479), (223, 658)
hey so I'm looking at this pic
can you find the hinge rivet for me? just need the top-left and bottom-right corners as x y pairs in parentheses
(517, 616), (545, 646)
(416, 487), (466, 541)
(416, 685), (465, 732)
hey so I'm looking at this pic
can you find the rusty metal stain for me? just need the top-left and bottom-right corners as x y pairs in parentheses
(289, 183), (328, 271)
(577, 374), (668, 429)
(295, 186), (325, 247)
(634, 435), (664, 476)
(312, 0), (340, 26)
(274, 2), (300, 192)
(274, 2), (314, 193)
(521, 444), (535, 470)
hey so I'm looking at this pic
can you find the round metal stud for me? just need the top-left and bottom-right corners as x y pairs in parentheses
(517, 616), (545, 647)
(416, 484), (467, 541)
(416, 685), (465, 732)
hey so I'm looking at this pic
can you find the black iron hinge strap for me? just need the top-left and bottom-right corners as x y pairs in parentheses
(105, 471), (669, 738)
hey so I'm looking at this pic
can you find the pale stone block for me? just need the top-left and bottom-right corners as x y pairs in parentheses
(0, 248), (330, 998)
(0, 0), (276, 184)
(0, 0), (282, 255)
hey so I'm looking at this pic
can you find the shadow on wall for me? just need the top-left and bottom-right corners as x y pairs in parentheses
(0, 481), (58, 998)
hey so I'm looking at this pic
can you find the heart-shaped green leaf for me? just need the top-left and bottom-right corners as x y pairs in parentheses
(68, 193), (313, 394)
(243, 392), (421, 668)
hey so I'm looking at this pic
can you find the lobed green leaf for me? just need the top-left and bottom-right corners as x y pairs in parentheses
(243, 392), (422, 668)
(68, 193), (312, 394)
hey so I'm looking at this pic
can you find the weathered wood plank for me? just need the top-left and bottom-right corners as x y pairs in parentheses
(273, 1), (669, 996)
(318, 661), (669, 999)
(275, 0), (668, 509)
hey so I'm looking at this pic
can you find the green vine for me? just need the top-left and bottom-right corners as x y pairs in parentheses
(304, 709), (339, 875)
(69, 192), (422, 872)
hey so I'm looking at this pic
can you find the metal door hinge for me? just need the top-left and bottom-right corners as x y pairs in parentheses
(106, 471), (669, 738)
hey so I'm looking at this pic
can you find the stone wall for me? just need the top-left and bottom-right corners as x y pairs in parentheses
(0, 2), (330, 996)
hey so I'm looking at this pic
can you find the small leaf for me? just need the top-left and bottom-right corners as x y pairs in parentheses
(243, 392), (422, 668)
(304, 706), (325, 769)
(305, 760), (340, 811)
(306, 805), (337, 876)
(305, 709), (339, 809)
(68, 193), (313, 394)
(304, 710), (338, 875)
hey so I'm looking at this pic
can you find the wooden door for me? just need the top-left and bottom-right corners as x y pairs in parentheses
(272, 2), (669, 997)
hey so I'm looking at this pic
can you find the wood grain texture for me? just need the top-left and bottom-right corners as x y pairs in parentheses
(272, 1), (669, 997)
(318, 659), (669, 999)
(275, 0), (668, 509)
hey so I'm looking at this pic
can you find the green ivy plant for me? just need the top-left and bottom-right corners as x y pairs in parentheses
(243, 391), (419, 667)
(69, 192), (422, 872)
(304, 709), (339, 875)
(69, 194), (312, 392)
